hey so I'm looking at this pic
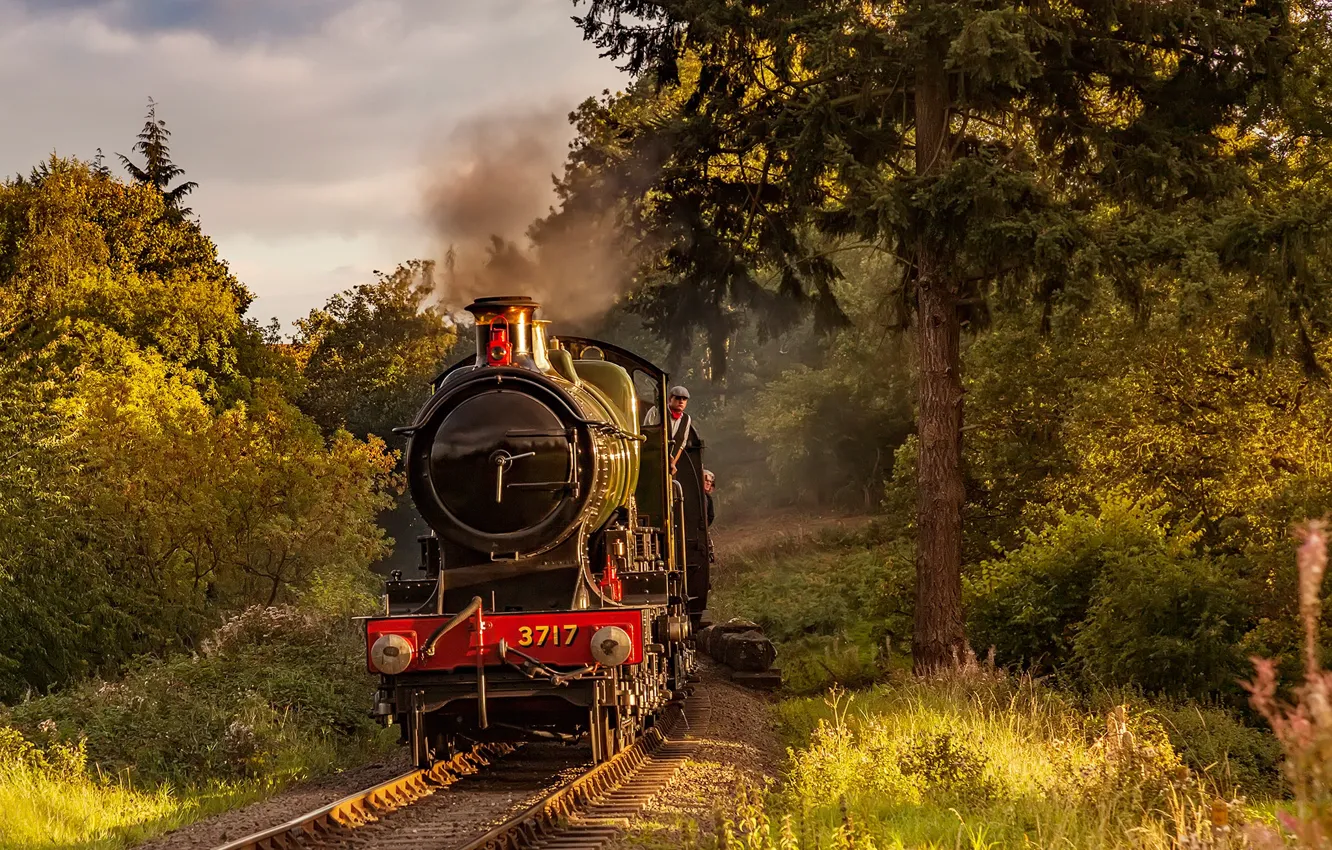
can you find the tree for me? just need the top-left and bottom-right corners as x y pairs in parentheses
(57, 355), (398, 611)
(0, 154), (396, 696)
(295, 260), (458, 440)
(961, 283), (1332, 678)
(118, 97), (199, 217)
(0, 155), (253, 374)
(741, 248), (916, 509)
(572, 0), (1309, 671)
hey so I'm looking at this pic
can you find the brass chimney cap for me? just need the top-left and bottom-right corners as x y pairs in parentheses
(465, 296), (539, 312)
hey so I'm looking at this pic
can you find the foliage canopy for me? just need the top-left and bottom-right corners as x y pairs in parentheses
(0, 153), (396, 699)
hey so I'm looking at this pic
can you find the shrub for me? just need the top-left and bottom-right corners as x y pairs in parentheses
(1073, 549), (1248, 698)
(1242, 521), (1332, 848)
(1150, 702), (1283, 798)
(898, 730), (1000, 804)
(3, 605), (391, 788)
(969, 493), (1251, 697)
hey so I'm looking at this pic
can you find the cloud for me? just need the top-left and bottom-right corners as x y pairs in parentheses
(7, 0), (539, 44)
(0, 0), (629, 328)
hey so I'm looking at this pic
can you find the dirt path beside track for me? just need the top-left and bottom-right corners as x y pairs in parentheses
(606, 657), (785, 849)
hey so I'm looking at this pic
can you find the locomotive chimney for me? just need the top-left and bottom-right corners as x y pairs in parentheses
(464, 296), (544, 370)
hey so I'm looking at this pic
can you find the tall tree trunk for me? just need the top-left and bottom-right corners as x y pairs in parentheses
(911, 39), (967, 673)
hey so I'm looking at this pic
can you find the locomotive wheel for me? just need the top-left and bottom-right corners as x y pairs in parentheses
(407, 700), (460, 769)
(590, 705), (623, 763)
(427, 729), (456, 764)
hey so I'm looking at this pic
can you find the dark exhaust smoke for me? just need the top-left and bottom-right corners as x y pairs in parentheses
(424, 107), (633, 326)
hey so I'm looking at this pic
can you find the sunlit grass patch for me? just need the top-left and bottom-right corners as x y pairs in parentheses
(717, 670), (1265, 850)
(1, 769), (176, 849)
(0, 727), (178, 849)
(0, 723), (384, 850)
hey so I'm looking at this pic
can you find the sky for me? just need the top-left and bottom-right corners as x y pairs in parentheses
(0, 0), (631, 332)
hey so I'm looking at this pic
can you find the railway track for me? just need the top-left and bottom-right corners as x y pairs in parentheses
(214, 742), (521, 850)
(213, 690), (710, 850)
(459, 693), (711, 850)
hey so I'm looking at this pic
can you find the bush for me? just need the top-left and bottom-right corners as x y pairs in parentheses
(898, 730), (1000, 805)
(968, 494), (1251, 697)
(3, 605), (391, 788)
(1242, 521), (1332, 848)
(1150, 702), (1283, 798)
(1073, 551), (1248, 698)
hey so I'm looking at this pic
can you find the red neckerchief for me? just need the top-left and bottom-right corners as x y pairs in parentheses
(670, 409), (683, 420)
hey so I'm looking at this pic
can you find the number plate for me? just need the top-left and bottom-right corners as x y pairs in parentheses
(517, 623), (580, 648)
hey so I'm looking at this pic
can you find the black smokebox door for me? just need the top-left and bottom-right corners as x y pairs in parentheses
(430, 390), (571, 535)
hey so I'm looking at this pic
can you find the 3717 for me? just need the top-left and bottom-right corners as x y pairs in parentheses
(517, 624), (578, 647)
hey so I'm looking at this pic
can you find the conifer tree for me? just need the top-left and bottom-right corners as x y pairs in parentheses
(573, 0), (1310, 670)
(118, 97), (198, 216)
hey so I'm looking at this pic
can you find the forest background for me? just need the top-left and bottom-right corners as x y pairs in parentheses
(1, 0), (1332, 842)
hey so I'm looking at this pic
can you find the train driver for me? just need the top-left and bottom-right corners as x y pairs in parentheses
(642, 385), (693, 476)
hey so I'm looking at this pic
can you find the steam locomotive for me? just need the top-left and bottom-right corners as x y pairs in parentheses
(362, 296), (711, 766)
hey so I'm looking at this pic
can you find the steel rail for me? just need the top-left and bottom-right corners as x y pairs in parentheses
(213, 742), (517, 850)
(456, 694), (710, 850)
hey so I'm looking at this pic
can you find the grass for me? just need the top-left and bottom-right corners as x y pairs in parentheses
(0, 745), (272, 850)
(692, 518), (1287, 850)
(0, 733), (376, 850)
(0, 605), (397, 849)
(754, 670), (1271, 849)
(0, 735), (177, 849)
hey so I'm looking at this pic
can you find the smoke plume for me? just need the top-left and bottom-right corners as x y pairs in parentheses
(424, 107), (634, 327)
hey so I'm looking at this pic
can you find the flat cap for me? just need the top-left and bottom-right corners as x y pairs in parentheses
(669, 385), (690, 399)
